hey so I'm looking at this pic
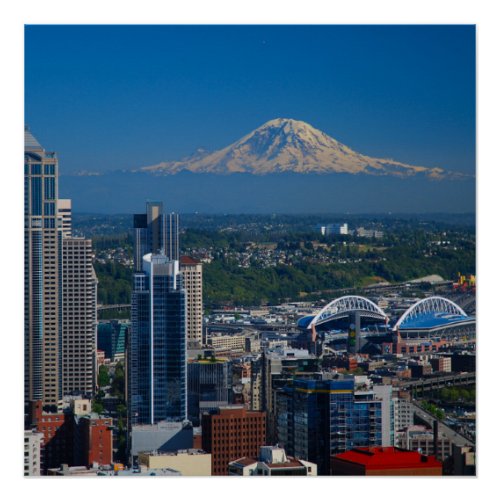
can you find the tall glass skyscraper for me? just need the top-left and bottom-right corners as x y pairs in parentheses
(24, 127), (63, 406)
(128, 254), (187, 425)
(133, 202), (179, 271)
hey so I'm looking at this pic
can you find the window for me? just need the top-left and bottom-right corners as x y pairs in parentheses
(31, 177), (42, 215)
(44, 177), (55, 200)
(44, 164), (55, 175)
(44, 202), (55, 215)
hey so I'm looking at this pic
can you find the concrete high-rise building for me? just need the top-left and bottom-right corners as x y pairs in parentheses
(24, 430), (44, 476)
(392, 391), (413, 440)
(24, 127), (63, 406)
(57, 199), (72, 238)
(128, 254), (187, 426)
(62, 237), (98, 397)
(133, 202), (179, 271)
(180, 256), (203, 348)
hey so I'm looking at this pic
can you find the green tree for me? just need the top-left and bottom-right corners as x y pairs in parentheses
(111, 362), (125, 397)
(98, 365), (110, 387)
(93, 401), (104, 415)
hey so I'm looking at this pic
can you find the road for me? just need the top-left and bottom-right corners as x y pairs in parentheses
(410, 400), (475, 448)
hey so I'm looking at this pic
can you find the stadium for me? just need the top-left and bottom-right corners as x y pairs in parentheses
(297, 295), (476, 352)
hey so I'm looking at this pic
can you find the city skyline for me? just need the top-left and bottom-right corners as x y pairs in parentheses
(21, 21), (478, 482)
(9, 0), (500, 494)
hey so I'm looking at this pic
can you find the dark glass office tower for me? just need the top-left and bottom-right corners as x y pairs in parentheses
(187, 359), (231, 426)
(276, 378), (383, 475)
(24, 127), (63, 406)
(164, 212), (179, 261)
(128, 254), (187, 425)
(133, 202), (179, 271)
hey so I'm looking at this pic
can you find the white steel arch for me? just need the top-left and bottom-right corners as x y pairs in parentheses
(393, 296), (467, 331)
(308, 295), (388, 329)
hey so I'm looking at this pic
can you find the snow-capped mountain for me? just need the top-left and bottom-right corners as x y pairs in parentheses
(141, 118), (456, 179)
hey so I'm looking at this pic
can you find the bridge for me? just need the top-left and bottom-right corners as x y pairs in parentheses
(409, 400), (475, 448)
(398, 372), (475, 394)
(97, 304), (131, 311)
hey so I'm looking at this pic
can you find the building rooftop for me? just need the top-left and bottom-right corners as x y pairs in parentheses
(399, 312), (473, 331)
(180, 255), (201, 265)
(24, 126), (43, 151)
(140, 448), (208, 457)
(333, 447), (442, 469)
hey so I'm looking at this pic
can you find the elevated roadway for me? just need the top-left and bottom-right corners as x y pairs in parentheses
(409, 400), (475, 448)
(398, 372), (475, 393)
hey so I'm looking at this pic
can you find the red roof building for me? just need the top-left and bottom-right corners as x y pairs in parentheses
(331, 447), (442, 476)
(180, 255), (201, 265)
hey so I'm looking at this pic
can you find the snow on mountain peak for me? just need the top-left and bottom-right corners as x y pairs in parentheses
(141, 118), (458, 179)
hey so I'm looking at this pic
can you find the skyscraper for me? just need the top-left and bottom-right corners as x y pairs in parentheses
(57, 199), (72, 238)
(133, 202), (179, 271)
(128, 254), (187, 426)
(62, 237), (98, 397)
(25, 127), (62, 406)
(180, 256), (203, 348)
(164, 212), (179, 261)
(188, 358), (231, 426)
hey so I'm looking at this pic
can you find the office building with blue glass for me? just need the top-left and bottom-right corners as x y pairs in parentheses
(128, 254), (187, 426)
(98, 320), (128, 361)
(276, 377), (386, 475)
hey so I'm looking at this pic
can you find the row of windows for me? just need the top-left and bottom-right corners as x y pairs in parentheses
(26, 164), (56, 175)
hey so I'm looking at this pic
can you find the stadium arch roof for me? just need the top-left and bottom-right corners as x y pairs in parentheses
(307, 295), (388, 329)
(393, 296), (472, 332)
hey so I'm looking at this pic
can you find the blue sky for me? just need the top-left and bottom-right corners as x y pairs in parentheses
(25, 25), (475, 174)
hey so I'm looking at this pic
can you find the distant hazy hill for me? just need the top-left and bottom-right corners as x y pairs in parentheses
(63, 118), (474, 213)
(60, 171), (475, 214)
(140, 118), (465, 179)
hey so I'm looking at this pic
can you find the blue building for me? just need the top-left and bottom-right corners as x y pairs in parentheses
(97, 320), (128, 361)
(128, 254), (187, 426)
(276, 377), (384, 475)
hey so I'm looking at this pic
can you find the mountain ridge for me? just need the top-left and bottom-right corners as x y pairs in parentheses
(139, 118), (465, 179)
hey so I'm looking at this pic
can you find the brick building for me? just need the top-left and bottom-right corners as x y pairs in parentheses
(430, 356), (452, 373)
(201, 406), (266, 475)
(74, 415), (113, 467)
(28, 400), (112, 473)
